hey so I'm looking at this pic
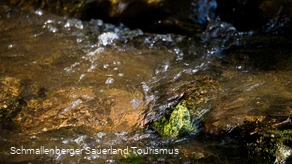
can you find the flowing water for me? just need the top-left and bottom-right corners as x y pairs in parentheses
(1, 3), (292, 163)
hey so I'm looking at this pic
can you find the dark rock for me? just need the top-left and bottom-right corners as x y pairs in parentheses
(4, 0), (206, 35)
(4, 0), (292, 36)
(216, 0), (292, 35)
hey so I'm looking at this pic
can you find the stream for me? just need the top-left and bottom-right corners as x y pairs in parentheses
(1, 2), (292, 163)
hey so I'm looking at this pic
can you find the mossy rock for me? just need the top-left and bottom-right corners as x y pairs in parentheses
(245, 122), (292, 163)
(153, 100), (196, 138)
(152, 76), (220, 138)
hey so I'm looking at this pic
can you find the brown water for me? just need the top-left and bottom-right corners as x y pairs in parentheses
(1, 3), (292, 163)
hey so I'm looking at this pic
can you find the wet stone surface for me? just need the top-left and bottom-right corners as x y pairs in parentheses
(1, 2), (292, 163)
(13, 86), (146, 134)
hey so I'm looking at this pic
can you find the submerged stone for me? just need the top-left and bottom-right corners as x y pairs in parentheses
(153, 100), (196, 138)
(152, 76), (221, 138)
(13, 87), (146, 134)
(0, 77), (22, 123)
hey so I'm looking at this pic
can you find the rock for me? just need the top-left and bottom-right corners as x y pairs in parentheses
(152, 100), (196, 138)
(216, 0), (292, 35)
(5, 0), (205, 35)
(246, 127), (292, 163)
(204, 70), (292, 134)
(14, 87), (146, 134)
(0, 77), (23, 123)
(275, 142), (292, 164)
(152, 75), (221, 138)
(5, 0), (292, 36)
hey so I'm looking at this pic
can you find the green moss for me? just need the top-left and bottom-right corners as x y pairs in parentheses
(273, 130), (292, 145)
(247, 127), (292, 163)
(152, 76), (220, 138)
(153, 100), (196, 138)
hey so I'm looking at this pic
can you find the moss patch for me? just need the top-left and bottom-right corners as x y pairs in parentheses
(153, 100), (196, 138)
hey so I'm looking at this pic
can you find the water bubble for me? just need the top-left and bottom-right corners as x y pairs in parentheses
(76, 38), (83, 43)
(141, 81), (150, 93)
(113, 61), (122, 65)
(118, 73), (124, 77)
(96, 132), (106, 138)
(35, 9), (43, 16)
(47, 25), (58, 33)
(172, 71), (182, 81)
(62, 140), (69, 144)
(106, 159), (115, 163)
(91, 154), (99, 159)
(103, 64), (109, 69)
(61, 99), (83, 114)
(30, 135), (37, 139)
(105, 77), (114, 84)
(236, 65), (242, 69)
(144, 38), (151, 43)
(97, 19), (103, 26)
(162, 64), (169, 73)
(55, 153), (63, 161)
(86, 47), (104, 57)
(155, 69), (160, 75)
(162, 34), (173, 42)
(79, 74), (86, 81)
(74, 20), (83, 29)
(64, 22), (70, 28)
(45, 20), (54, 24)
(74, 135), (87, 145)
(87, 64), (97, 72)
(8, 44), (13, 49)
(184, 63), (190, 66)
(192, 69), (198, 73)
(174, 48), (180, 54)
(98, 32), (119, 46)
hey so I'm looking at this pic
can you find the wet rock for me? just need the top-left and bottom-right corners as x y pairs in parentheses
(5, 0), (292, 36)
(242, 122), (292, 163)
(152, 75), (221, 138)
(100, 88), (146, 132)
(152, 100), (196, 138)
(216, 0), (292, 35)
(14, 86), (146, 134)
(200, 35), (292, 134)
(221, 36), (292, 71)
(204, 70), (292, 134)
(5, 0), (206, 35)
(0, 77), (23, 123)
(6, 0), (90, 19)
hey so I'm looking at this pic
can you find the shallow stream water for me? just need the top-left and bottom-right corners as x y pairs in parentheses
(1, 3), (292, 163)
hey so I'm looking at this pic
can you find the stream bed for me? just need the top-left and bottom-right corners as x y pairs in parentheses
(0, 2), (292, 163)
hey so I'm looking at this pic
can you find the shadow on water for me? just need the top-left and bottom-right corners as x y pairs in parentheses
(0, 2), (292, 163)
